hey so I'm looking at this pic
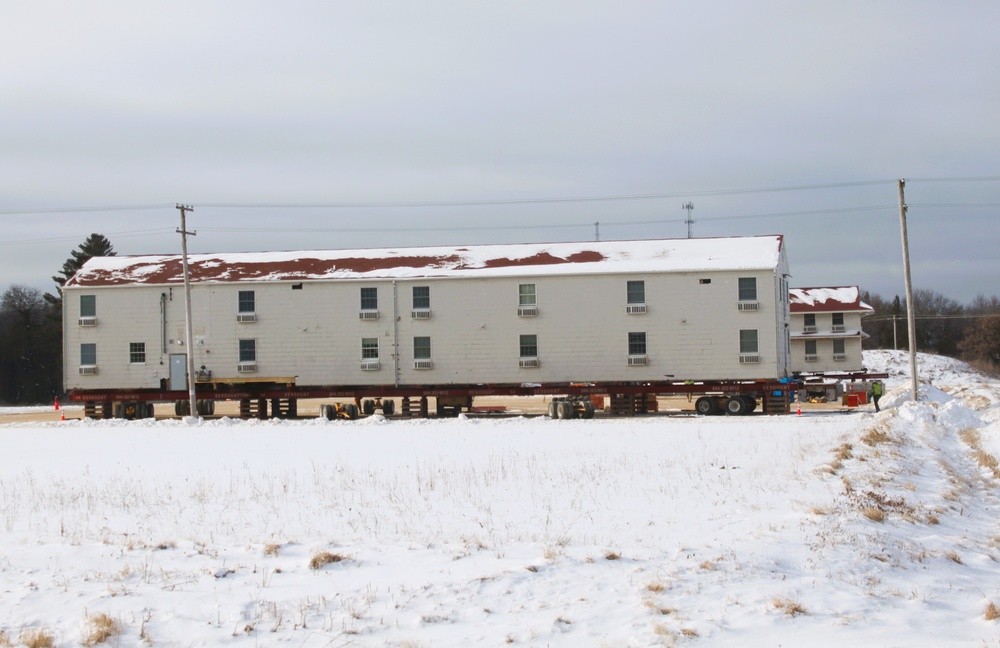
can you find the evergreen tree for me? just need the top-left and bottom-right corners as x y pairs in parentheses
(44, 233), (116, 307)
(0, 285), (61, 404)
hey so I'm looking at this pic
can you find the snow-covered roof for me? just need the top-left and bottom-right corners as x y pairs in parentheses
(65, 236), (785, 287)
(789, 286), (873, 314)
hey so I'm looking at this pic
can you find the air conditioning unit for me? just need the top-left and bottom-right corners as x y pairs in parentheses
(802, 325), (817, 333)
(78, 366), (99, 375)
(236, 313), (257, 323)
(627, 355), (648, 366)
(804, 354), (818, 362)
(833, 354), (847, 361)
(237, 362), (257, 373)
(78, 317), (98, 327)
(626, 304), (647, 315)
(517, 306), (538, 317)
(360, 360), (381, 371)
(519, 358), (540, 368)
(739, 354), (760, 364)
(413, 359), (433, 370)
(832, 325), (846, 332)
(411, 310), (432, 319)
(359, 311), (380, 321)
(737, 302), (759, 312)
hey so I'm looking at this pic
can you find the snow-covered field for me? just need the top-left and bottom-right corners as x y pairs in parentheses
(2, 350), (999, 647)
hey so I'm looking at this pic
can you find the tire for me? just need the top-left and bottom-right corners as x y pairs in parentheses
(344, 403), (359, 420)
(580, 399), (595, 419)
(547, 400), (559, 419)
(695, 397), (716, 416)
(319, 404), (333, 420)
(362, 399), (376, 415)
(382, 399), (395, 416)
(556, 400), (575, 420)
(742, 396), (757, 413)
(725, 396), (747, 416)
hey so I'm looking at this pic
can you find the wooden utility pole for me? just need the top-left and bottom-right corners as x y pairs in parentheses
(176, 204), (199, 419)
(897, 180), (919, 402)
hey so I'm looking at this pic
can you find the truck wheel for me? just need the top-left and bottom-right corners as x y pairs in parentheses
(547, 400), (559, 419)
(382, 399), (395, 416)
(695, 397), (716, 415)
(344, 403), (359, 420)
(725, 396), (747, 416)
(556, 400), (575, 420)
(742, 396), (757, 413)
(319, 404), (332, 420)
(580, 399), (595, 419)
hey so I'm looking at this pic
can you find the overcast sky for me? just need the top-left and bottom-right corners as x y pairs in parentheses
(2, 1), (997, 304)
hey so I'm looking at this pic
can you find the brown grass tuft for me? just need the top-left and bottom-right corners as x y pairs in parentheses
(985, 601), (1000, 621)
(861, 423), (893, 447)
(19, 629), (55, 648)
(681, 628), (699, 637)
(82, 613), (120, 646)
(264, 543), (281, 556)
(862, 507), (885, 523)
(309, 550), (347, 570)
(945, 550), (963, 565)
(772, 596), (808, 617)
(646, 580), (666, 593)
(604, 551), (621, 561)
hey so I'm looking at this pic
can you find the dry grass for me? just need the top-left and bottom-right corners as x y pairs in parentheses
(82, 613), (120, 646)
(680, 628), (699, 637)
(985, 601), (1000, 621)
(18, 629), (55, 648)
(264, 543), (282, 556)
(309, 550), (347, 570)
(772, 596), (808, 617)
(646, 580), (666, 593)
(862, 507), (885, 523)
(604, 551), (621, 561)
(945, 550), (963, 565)
(960, 428), (1000, 479)
(861, 422), (893, 447)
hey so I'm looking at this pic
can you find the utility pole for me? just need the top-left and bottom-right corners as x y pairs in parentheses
(176, 204), (199, 420)
(897, 180), (919, 402)
(682, 202), (695, 238)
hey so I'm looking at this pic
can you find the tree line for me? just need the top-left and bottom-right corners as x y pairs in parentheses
(0, 234), (115, 405)
(1, 235), (998, 404)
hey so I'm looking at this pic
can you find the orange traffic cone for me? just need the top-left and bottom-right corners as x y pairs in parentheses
(796, 404), (801, 416)
(54, 396), (60, 411)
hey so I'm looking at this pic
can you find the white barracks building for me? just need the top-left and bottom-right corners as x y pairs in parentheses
(63, 236), (793, 393)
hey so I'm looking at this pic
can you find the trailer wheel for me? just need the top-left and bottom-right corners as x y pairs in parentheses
(344, 403), (359, 420)
(547, 400), (559, 419)
(725, 396), (747, 416)
(319, 404), (333, 420)
(362, 399), (376, 415)
(556, 400), (576, 420)
(580, 399), (595, 419)
(742, 396), (757, 413)
(381, 399), (395, 416)
(695, 397), (717, 416)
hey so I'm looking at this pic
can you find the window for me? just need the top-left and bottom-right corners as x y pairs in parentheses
(80, 295), (96, 317)
(804, 340), (817, 355)
(804, 313), (816, 327)
(518, 284), (536, 306)
(738, 277), (757, 301)
(412, 286), (430, 310)
(739, 329), (759, 354)
(238, 290), (255, 313)
(362, 338), (379, 359)
(413, 336), (431, 360)
(699, 278), (711, 285)
(129, 342), (146, 364)
(833, 339), (846, 355)
(627, 280), (645, 304)
(239, 339), (256, 363)
(519, 334), (538, 358)
(360, 287), (378, 311)
(628, 332), (647, 356)
(80, 343), (97, 366)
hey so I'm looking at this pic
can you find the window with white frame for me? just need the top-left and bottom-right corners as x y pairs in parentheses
(627, 280), (645, 304)
(80, 295), (96, 317)
(362, 337), (379, 359)
(518, 284), (536, 306)
(832, 312), (845, 331)
(738, 277), (757, 301)
(833, 339), (846, 356)
(412, 286), (430, 310)
(413, 336), (431, 360)
(804, 339), (817, 355)
(238, 290), (255, 313)
(129, 342), (146, 364)
(520, 334), (537, 358)
(239, 339), (257, 362)
(80, 343), (97, 366)
(804, 313), (816, 327)
(739, 329), (759, 354)
(628, 332), (647, 356)
(360, 287), (378, 311)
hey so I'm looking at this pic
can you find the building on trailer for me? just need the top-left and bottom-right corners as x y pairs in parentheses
(62, 235), (792, 415)
(789, 286), (873, 374)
